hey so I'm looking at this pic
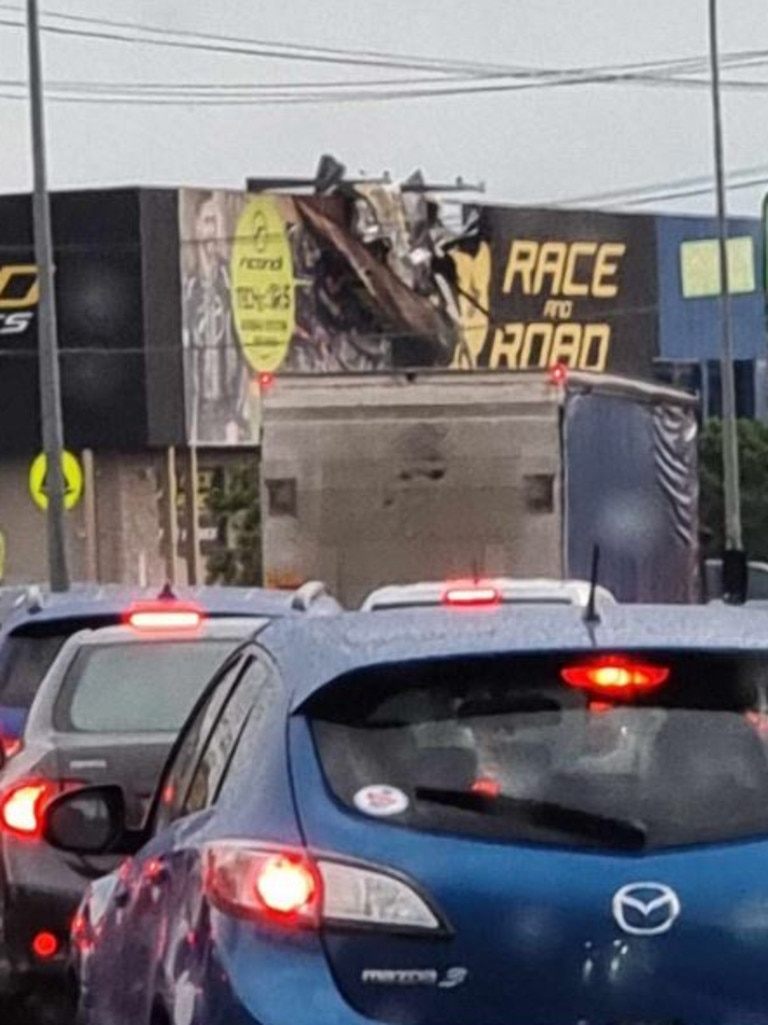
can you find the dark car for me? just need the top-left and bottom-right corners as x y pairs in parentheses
(0, 582), (338, 1024)
(44, 598), (768, 1025)
(0, 582), (336, 758)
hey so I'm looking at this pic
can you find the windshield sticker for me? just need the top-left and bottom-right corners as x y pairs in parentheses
(353, 785), (409, 817)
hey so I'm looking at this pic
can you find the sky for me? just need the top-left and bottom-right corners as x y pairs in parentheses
(1, 0), (768, 219)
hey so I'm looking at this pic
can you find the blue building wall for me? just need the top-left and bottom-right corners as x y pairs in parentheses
(656, 214), (765, 362)
(654, 212), (766, 418)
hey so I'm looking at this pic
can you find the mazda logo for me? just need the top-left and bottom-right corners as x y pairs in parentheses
(612, 882), (681, 936)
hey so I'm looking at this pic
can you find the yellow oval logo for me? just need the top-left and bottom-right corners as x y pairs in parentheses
(230, 197), (295, 372)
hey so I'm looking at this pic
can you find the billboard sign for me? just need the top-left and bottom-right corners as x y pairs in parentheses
(451, 206), (659, 376)
(179, 189), (662, 445)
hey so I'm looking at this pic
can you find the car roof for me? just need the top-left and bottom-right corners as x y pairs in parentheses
(360, 578), (616, 611)
(61, 618), (261, 647)
(0, 581), (337, 634)
(255, 602), (768, 710)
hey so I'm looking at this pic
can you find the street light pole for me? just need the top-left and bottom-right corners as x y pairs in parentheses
(26, 0), (69, 591)
(708, 0), (746, 600)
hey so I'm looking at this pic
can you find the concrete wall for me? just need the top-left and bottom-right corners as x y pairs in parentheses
(91, 453), (168, 585)
(0, 449), (258, 588)
(0, 457), (89, 584)
(0, 452), (168, 586)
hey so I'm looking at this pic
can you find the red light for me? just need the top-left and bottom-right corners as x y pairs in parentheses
(471, 777), (501, 798)
(562, 657), (669, 697)
(124, 602), (203, 633)
(255, 855), (317, 917)
(71, 911), (90, 952)
(143, 857), (168, 884)
(0, 736), (22, 760)
(746, 711), (768, 735)
(204, 846), (321, 927)
(0, 782), (50, 838)
(258, 372), (275, 391)
(588, 701), (613, 714)
(31, 931), (59, 960)
(549, 362), (568, 385)
(442, 583), (501, 608)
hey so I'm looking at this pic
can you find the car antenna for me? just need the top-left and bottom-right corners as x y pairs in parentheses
(583, 544), (601, 626)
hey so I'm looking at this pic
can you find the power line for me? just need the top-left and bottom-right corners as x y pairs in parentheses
(0, 66), (767, 107)
(603, 174), (768, 208)
(4, 4), (768, 88)
(1, 8), (768, 109)
(557, 163), (768, 207)
(0, 2), (532, 76)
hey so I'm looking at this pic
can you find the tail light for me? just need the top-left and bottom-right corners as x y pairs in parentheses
(1, 782), (53, 838)
(204, 844), (445, 934)
(561, 656), (669, 698)
(0, 779), (82, 840)
(442, 582), (501, 608)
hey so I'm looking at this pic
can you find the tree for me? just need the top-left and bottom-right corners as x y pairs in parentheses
(205, 461), (262, 585)
(699, 419), (768, 562)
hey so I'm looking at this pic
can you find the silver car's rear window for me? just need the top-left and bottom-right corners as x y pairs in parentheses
(55, 639), (238, 733)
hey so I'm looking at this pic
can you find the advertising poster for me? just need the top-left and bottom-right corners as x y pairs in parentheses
(180, 188), (661, 445)
(451, 205), (659, 377)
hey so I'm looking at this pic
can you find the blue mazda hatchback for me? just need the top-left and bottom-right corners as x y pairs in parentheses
(43, 599), (768, 1025)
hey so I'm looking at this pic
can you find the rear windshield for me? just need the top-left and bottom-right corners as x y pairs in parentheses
(307, 652), (768, 851)
(55, 639), (237, 733)
(0, 619), (118, 707)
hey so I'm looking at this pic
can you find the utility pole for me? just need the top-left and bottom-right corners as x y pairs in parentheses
(26, 0), (69, 591)
(708, 0), (746, 601)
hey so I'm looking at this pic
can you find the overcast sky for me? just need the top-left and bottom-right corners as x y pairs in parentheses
(1, 0), (768, 219)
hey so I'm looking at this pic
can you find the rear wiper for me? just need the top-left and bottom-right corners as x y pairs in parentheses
(415, 787), (647, 851)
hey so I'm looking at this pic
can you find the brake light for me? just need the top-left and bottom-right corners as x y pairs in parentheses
(258, 371), (275, 391)
(0, 782), (52, 838)
(124, 601), (203, 633)
(561, 657), (669, 697)
(31, 931), (59, 960)
(549, 362), (568, 385)
(0, 779), (82, 839)
(442, 582), (501, 608)
(204, 844), (443, 933)
(205, 846), (319, 925)
(255, 855), (317, 917)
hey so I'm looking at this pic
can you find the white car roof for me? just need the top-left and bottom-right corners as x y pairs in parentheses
(360, 578), (616, 611)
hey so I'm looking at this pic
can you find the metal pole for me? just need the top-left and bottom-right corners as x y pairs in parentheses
(81, 448), (98, 582)
(184, 446), (203, 585)
(163, 447), (179, 586)
(709, 0), (742, 549)
(26, 0), (69, 590)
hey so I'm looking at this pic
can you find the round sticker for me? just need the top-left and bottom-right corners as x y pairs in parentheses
(230, 196), (295, 373)
(353, 785), (409, 818)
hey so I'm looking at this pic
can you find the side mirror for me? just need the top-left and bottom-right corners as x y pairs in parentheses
(44, 785), (127, 855)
